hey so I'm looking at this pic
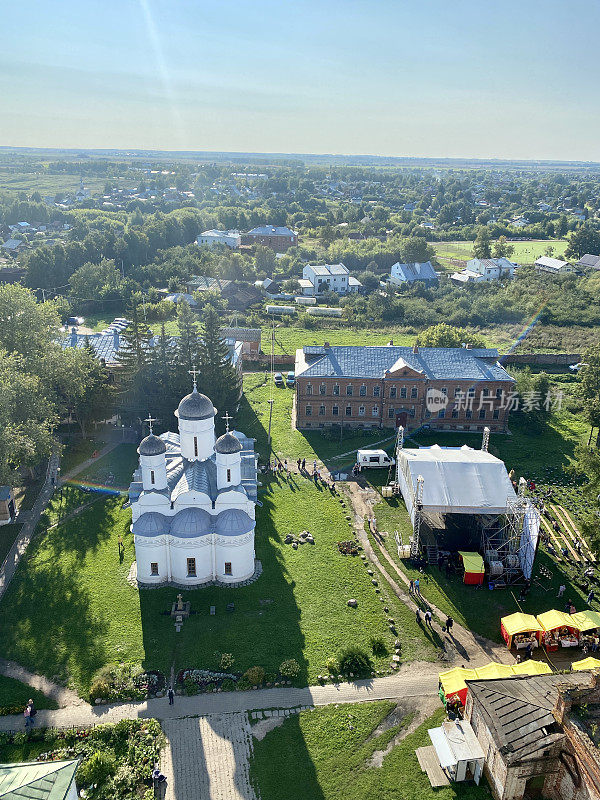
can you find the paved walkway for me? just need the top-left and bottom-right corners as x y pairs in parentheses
(0, 452), (59, 601)
(162, 714), (257, 800)
(0, 658), (83, 708)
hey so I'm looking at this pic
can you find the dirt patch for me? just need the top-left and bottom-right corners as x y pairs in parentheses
(367, 696), (439, 768)
(251, 716), (285, 741)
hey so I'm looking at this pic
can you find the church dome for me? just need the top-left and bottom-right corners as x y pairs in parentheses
(215, 431), (242, 455)
(215, 508), (254, 537)
(132, 512), (167, 537)
(170, 507), (213, 538)
(138, 433), (167, 457)
(176, 389), (215, 421)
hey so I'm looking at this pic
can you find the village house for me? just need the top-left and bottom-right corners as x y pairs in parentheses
(451, 257), (518, 286)
(577, 254), (600, 271)
(535, 256), (577, 275)
(463, 671), (600, 800)
(300, 263), (362, 296)
(389, 261), (437, 286)
(294, 343), (514, 432)
(240, 226), (298, 252)
(220, 327), (261, 361)
(195, 229), (241, 248)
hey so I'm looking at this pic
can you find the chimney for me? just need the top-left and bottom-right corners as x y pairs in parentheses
(412, 344), (419, 354)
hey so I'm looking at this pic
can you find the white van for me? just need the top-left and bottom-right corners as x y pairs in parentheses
(356, 449), (395, 469)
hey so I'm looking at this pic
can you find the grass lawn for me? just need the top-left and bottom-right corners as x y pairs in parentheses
(0, 675), (58, 714)
(0, 524), (21, 567)
(250, 703), (487, 800)
(74, 443), (139, 490)
(59, 436), (106, 476)
(432, 238), (568, 270)
(0, 477), (437, 696)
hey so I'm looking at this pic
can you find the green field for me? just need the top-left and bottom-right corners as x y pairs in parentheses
(0, 477), (435, 695)
(250, 703), (487, 800)
(0, 674), (58, 715)
(432, 238), (568, 271)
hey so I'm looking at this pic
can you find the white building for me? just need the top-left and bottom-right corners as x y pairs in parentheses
(451, 257), (517, 286)
(534, 256), (576, 275)
(301, 263), (361, 295)
(196, 229), (241, 248)
(128, 386), (258, 587)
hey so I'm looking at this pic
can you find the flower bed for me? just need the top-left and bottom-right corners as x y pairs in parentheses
(89, 663), (166, 704)
(177, 659), (301, 693)
(0, 718), (165, 800)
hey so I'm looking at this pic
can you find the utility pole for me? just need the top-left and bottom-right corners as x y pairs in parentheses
(267, 319), (275, 456)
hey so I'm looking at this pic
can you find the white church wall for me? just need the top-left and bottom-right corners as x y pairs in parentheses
(216, 452), (242, 489)
(140, 452), (168, 490)
(215, 533), (255, 583)
(169, 536), (213, 583)
(132, 492), (172, 522)
(134, 536), (169, 584)
(177, 417), (215, 461)
(172, 491), (213, 513)
(214, 490), (253, 515)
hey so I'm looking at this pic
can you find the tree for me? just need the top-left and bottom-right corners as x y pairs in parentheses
(492, 236), (515, 259)
(416, 324), (485, 349)
(401, 237), (435, 264)
(578, 344), (600, 444)
(69, 259), (124, 306)
(566, 223), (600, 259)
(115, 294), (153, 418)
(175, 300), (201, 378)
(197, 306), (240, 421)
(473, 227), (492, 259)
(359, 271), (379, 293)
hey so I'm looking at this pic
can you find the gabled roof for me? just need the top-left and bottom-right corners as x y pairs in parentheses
(247, 226), (296, 237)
(467, 673), (593, 764)
(390, 261), (437, 282)
(220, 327), (261, 343)
(535, 256), (570, 270)
(296, 346), (514, 382)
(0, 759), (78, 799)
(578, 254), (600, 269)
(1, 239), (24, 250)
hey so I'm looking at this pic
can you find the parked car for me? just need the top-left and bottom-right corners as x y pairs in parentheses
(286, 371), (295, 387)
(356, 449), (395, 469)
(274, 372), (284, 386)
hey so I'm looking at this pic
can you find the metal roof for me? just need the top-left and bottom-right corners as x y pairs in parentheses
(391, 261), (437, 282)
(0, 759), (78, 800)
(578, 254), (600, 269)
(247, 226), (296, 237)
(220, 327), (261, 342)
(296, 346), (514, 382)
(467, 672), (593, 764)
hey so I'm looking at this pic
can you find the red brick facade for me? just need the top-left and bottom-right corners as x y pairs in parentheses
(240, 231), (298, 252)
(294, 374), (512, 432)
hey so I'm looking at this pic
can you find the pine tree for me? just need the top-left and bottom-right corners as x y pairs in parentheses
(197, 305), (240, 423)
(175, 301), (200, 375)
(145, 324), (179, 426)
(115, 294), (153, 420)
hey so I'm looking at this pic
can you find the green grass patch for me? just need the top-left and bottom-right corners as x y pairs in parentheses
(432, 238), (568, 270)
(0, 675), (58, 715)
(75, 443), (139, 490)
(0, 477), (437, 696)
(250, 703), (488, 800)
(60, 437), (106, 476)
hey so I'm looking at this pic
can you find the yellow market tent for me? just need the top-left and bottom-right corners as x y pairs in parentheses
(570, 610), (600, 633)
(572, 657), (600, 672)
(512, 660), (553, 676)
(439, 667), (478, 704)
(474, 662), (516, 680)
(501, 613), (543, 647)
(536, 609), (573, 632)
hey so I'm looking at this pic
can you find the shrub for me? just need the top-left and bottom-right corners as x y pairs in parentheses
(325, 656), (339, 675)
(221, 679), (236, 692)
(220, 653), (235, 670)
(338, 646), (373, 678)
(243, 666), (265, 686)
(369, 637), (388, 657)
(279, 659), (300, 679)
(77, 750), (117, 787)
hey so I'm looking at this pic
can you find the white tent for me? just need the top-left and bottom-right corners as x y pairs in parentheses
(397, 444), (516, 522)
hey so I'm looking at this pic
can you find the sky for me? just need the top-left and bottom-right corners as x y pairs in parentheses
(1, 0), (599, 161)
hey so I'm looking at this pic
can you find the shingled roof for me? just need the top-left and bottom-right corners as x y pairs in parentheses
(296, 345), (514, 382)
(467, 672), (594, 764)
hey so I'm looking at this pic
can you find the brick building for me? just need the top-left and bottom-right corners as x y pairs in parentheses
(220, 327), (261, 360)
(240, 226), (298, 252)
(464, 672), (600, 800)
(294, 344), (515, 433)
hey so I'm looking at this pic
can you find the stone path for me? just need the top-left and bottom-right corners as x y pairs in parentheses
(162, 714), (257, 800)
(0, 452), (59, 601)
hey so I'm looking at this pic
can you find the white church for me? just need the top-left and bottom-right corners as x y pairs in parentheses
(128, 380), (258, 587)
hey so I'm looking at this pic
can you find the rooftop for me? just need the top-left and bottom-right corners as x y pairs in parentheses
(295, 345), (514, 382)
(247, 226), (297, 237)
(0, 759), (79, 800)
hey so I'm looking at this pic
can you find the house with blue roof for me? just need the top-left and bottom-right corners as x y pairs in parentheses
(294, 343), (514, 433)
(389, 261), (438, 286)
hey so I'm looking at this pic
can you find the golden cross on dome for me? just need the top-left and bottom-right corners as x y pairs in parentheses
(188, 365), (198, 390)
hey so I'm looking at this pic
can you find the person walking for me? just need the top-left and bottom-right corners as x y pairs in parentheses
(557, 584), (566, 598)
(415, 608), (422, 625)
(424, 610), (433, 628)
(301, 458), (306, 472)
(313, 460), (317, 474)
(446, 616), (454, 635)
(414, 577), (420, 596)
(24, 704), (31, 729)
(167, 686), (174, 705)
(284, 459), (288, 472)
(588, 589), (595, 605)
(409, 579), (414, 594)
